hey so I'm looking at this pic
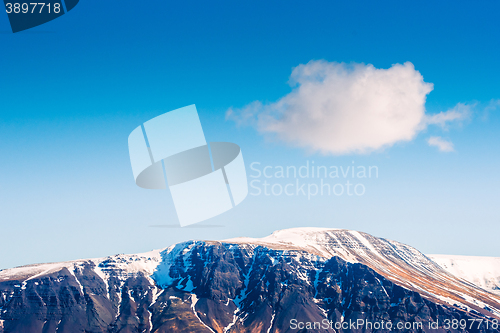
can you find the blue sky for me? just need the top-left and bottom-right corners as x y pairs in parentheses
(1, 0), (499, 269)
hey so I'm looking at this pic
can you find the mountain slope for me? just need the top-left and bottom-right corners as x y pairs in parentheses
(0, 228), (499, 333)
(429, 255), (500, 296)
(224, 228), (500, 319)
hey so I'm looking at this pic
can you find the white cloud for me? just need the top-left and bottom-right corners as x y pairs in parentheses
(425, 103), (471, 128)
(427, 136), (454, 152)
(227, 60), (466, 155)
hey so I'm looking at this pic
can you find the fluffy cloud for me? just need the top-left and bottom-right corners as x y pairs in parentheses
(427, 136), (454, 152)
(227, 60), (465, 155)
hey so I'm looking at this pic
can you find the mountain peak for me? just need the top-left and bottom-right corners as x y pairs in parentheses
(1, 227), (500, 332)
(221, 227), (500, 319)
(224, 227), (402, 263)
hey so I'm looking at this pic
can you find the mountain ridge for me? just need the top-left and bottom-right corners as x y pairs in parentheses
(1, 227), (499, 333)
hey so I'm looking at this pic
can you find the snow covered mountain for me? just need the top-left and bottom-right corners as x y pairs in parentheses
(429, 255), (500, 296)
(0, 228), (499, 333)
(223, 228), (500, 318)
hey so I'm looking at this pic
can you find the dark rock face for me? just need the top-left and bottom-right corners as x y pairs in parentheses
(0, 263), (113, 333)
(0, 241), (499, 333)
(153, 242), (500, 333)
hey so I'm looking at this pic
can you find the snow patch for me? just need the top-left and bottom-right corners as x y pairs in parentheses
(429, 254), (500, 295)
(191, 294), (216, 333)
(267, 311), (275, 333)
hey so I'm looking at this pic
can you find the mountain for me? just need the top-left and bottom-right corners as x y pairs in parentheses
(428, 255), (500, 296)
(0, 228), (499, 333)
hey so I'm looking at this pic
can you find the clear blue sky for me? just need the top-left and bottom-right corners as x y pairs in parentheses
(1, 0), (499, 269)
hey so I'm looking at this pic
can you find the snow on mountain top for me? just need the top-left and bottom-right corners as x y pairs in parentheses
(265, 227), (344, 247)
(1, 227), (499, 319)
(429, 254), (500, 295)
(0, 260), (83, 282)
(0, 249), (163, 283)
(226, 227), (342, 243)
(224, 227), (395, 262)
(223, 227), (500, 318)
